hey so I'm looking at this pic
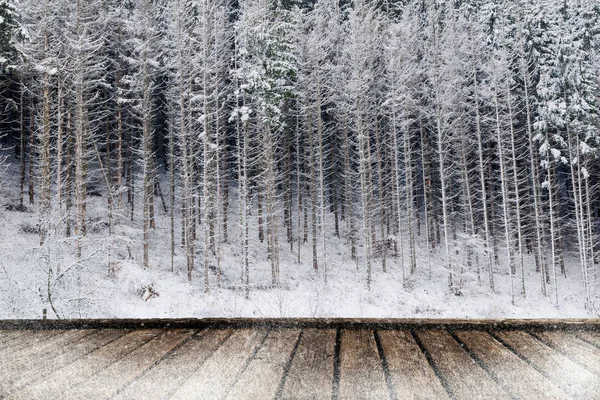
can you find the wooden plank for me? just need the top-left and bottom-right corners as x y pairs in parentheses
(2, 329), (92, 364)
(113, 329), (232, 400)
(60, 329), (195, 400)
(338, 329), (389, 400)
(0, 329), (64, 360)
(415, 330), (511, 400)
(9, 329), (162, 400)
(494, 330), (600, 398)
(577, 331), (600, 348)
(378, 330), (449, 399)
(456, 330), (569, 400)
(1, 329), (125, 395)
(534, 331), (600, 375)
(169, 328), (269, 400)
(225, 329), (300, 400)
(0, 330), (28, 346)
(0, 329), (91, 380)
(280, 329), (336, 400)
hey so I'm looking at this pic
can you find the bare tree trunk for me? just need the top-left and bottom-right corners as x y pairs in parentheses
(307, 100), (318, 271)
(391, 108), (406, 285)
(420, 120), (432, 277)
(252, 186), (260, 241)
(29, 99), (35, 205)
(75, 75), (87, 258)
(473, 70), (494, 291)
(459, 127), (476, 283)
(506, 83), (525, 296)
(518, 18), (546, 294)
(342, 116), (356, 261)
(242, 103), (250, 298)
(295, 107), (303, 264)
(493, 79), (514, 304)
(436, 112), (452, 293)
(316, 86), (327, 281)
(116, 83), (124, 209)
(39, 63), (51, 246)
(65, 109), (73, 237)
(169, 113), (175, 272)
(567, 125), (590, 308)
(374, 116), (386, 273)
(142, 59), (153, 269)
(544, 130), (559, 308)
(56, 71), (64, 213)
(19, 85), (25, 208)
(357, 103), (373, 290)
(403, 121), (416, 274)
(180, 94), (194, 280)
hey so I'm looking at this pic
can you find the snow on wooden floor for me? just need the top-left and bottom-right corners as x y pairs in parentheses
(1, 320), (600, 399)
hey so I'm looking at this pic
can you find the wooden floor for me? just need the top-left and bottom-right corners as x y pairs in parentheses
(1, 321), (600, 399)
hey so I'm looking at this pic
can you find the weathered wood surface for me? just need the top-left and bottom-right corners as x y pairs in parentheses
(113, 329), (232, 400)
(533, 330), (600, 375)
(169, 328), (268, 400)
(577, 330), (600, 348)
(1, 329), (126, 396)
(1, 323), (599, 400)
(455, 330), (569, 400)
(0, 329), (28, 346)
(416, 330), (512, 400)
(62, 329), (195, 400)
(338, 329), (389, 399)
(494, 330), (600, 399)
(378, 330), (449, 400)
(225, 329), (300, 400)
(279, 329), (336, 400)
(0, 329), (65, 360)
(8, 329), (162, 400)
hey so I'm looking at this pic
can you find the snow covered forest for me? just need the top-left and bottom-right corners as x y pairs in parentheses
(0, 0), (599, 319)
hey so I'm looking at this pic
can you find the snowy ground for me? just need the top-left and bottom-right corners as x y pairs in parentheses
(0, 155), (598, 319)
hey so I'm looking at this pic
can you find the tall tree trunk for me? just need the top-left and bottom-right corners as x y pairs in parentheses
(506, 83), (525, 296)
(19, 85), (25, 208)
(420, 120), (432, 277)
(75, 75), (87, 258)
(493, 79), (515, 304)
(474, 69), (494, 291)
(356, 103), (372, 289)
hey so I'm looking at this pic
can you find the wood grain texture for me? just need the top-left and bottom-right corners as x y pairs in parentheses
(415, 330), (511, 400)
(1, 329), (125, 396)
(2, 325), (599, 400)
(113, 329), (232, 400)
(0, 329), (64, 360)
(378, 330), (449, 400)
(0, 329), (91, 379)
(534, 330), (600, 375)
(0, 330), (28, 346)
(225, 329), (300, 400)
(577, 330), (600, 348)
(456, 330), (569, 400)
(280, 329), (336, 400)
(169, 328), (268, 400)
(61, 329), (195, 400)
(338, 329), (389, 400)
(8, 329), (162, 400)
(494, 330), (600, 399)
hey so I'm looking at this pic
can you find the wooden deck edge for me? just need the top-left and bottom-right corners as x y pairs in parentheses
(0, 318), (599, 331)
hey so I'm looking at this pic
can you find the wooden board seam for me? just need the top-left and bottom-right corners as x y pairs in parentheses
(274, 329), (304, 400)
(409, 330), (456, 400)
(449, 331), (519, 400)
